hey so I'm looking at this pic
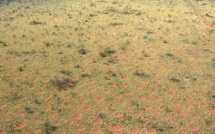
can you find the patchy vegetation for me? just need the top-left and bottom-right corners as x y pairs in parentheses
(50, 78), (78, 91)
(0, 0), (214, 133)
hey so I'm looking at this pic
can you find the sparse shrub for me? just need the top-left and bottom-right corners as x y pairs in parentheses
(133, 71), (150, 78)
(99, 52), (108, 57)
(165, 53), (174, 57)
(18, 66), (25, 72)
(51, 78), (78, 91)
(163, 40), (168, 44)
(96, 113), (106, 118)
(44, 42), (53, 47)
(170, 78), (180, 83)
(60, 70), (72, 75)
(99, 48), (116, 57)
(0, 40), (7, 46)
(78, 49), (87, 55)
(24, 107), (34, 114)
(110, 22), (124, 26)
(80, 73), (91, 77)
(30, 21), (45, 25)
(41, 122), (57, 134)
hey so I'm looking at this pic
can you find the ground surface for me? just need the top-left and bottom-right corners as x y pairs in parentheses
(0, 0), (215, 133)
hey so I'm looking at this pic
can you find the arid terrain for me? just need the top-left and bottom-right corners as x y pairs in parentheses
(0, 0), (215, 133)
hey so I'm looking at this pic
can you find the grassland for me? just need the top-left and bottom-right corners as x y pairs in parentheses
(0, 0), (215, 133)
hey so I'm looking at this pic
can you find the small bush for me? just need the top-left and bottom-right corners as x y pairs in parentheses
(51, 78), (78, 91)
(99, 48), (116, 57)
(133, 71), (150, 79)
(78, 49), (87, 55)
(41, 122), (57, 134)
(29, 21), (45, 25)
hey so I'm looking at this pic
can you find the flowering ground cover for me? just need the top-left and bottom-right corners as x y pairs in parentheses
(0, 0), (215, 133)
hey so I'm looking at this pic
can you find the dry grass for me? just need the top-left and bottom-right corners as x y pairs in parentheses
(0, 0), (215, 133)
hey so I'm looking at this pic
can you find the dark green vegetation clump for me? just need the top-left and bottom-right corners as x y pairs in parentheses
(6, 92), (22, 103)
(50, 78), (78, 91)
(146, 121), (173, 132)
(80, 73), (91, 78)
(133, 71), (150, 78)
(0, 40), (7, 46)
(170, 77), (180, 83)
(110, 22), (124, 26)
(99, 48), (116, 57)
(24, 107), (34, 114)
(106, 57), (119, 64)
(60, 70), (72, 76)
(97, 113), (106, 119)
(165, 53), (174, 57)
(29, 21), (46, 25)
(18, 66), (25, 72)
(205, 13), (213, 18)
(78, 48), (87, 55)
(41, 122), (57, 134)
